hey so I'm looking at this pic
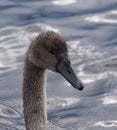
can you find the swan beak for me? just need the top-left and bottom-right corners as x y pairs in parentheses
(56, 59), (84, 91)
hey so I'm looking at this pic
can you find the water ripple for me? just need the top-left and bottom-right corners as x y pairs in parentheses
(0, 98), (24, 130)
(0, 0), (117, 129)
(0, 24), (58, 74)
(94, 120), (117, 128)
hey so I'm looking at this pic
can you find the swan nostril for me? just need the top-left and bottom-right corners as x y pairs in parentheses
(67, 69), (71, 74)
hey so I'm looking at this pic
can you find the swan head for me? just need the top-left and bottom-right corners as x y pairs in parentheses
(28, 31), (84, 90)
(28, 31), (68, 71)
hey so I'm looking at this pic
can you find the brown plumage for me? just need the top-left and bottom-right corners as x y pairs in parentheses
(23, 31), (84, 130)
(23, 31), (68, 130)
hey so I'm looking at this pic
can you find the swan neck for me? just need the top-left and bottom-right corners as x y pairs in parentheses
(23, 58), (47, 130)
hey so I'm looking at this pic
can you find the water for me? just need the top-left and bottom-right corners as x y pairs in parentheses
(0, 0), (117, 129)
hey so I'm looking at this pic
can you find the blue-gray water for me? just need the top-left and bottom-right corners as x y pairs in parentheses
(0, 0), (117, 130)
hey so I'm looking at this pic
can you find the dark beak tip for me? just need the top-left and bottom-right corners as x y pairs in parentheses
(79, 86), (84, 91)
(76, 83), (84, 91)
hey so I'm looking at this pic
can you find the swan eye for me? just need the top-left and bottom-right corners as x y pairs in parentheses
(49, 50), (54, 54)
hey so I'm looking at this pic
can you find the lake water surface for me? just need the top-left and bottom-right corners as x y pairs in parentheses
(0, 0), (117, 130)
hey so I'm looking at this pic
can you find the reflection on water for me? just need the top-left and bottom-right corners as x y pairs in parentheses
(53, 0), (77, 5)
(102, 95), (117, 105)
(0, 0), (117, 129)
(47, 97), (80, 109)
(86, 10), (117, 24)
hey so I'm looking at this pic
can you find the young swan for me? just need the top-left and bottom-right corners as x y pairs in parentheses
(23, 31), (84, 130)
